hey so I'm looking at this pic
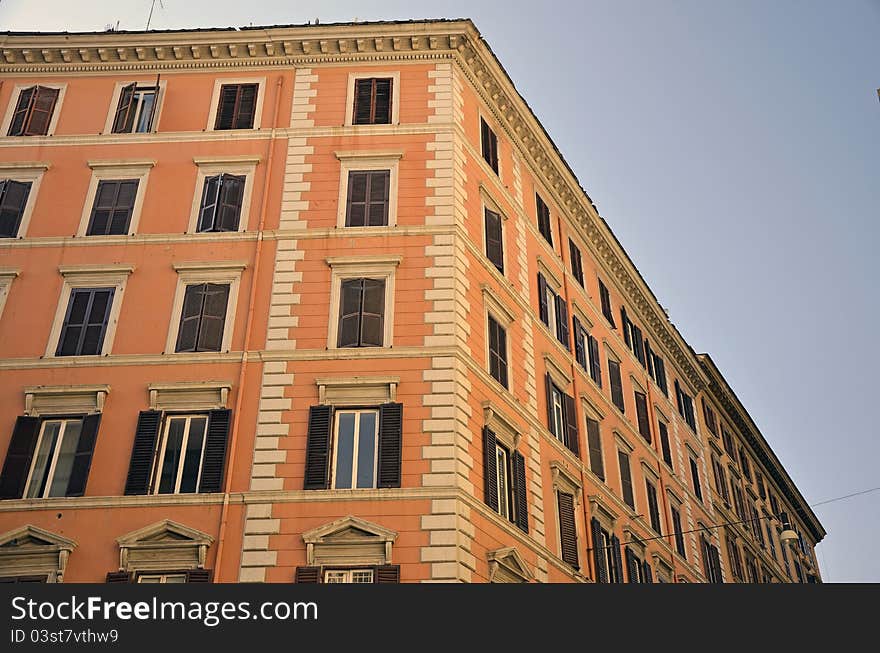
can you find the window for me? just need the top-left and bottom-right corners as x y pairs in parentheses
(537, 272), (569, 349)
(482, 426), (528, 532)
(658, 420), (673, 469)
(175, 283), (230, 353)
(590, 519), (622, 583)
(598, 278), (615, 327)
(608, 357), (625, 413)
(585, 416), (604, 480)
(739, 447), (752, 482)
(645, 342), (668, 396)
(303, 403), (402, 491)
(625, 547), (652, 583)
(690, 457), (703, 501)
(702, 398), (718, 436)
(572, 315), (602, 387)
(634, 390), (651, 443)
(0, 180), (31, 238)
(0, 415), (101, 500)
(727, 536), (743, 581)
(124, 410), (230, 496)
(197, 174), (245, 232)
(712, 456), (730, 503)
(487, 314), (508, 389)
(480, 117), (499, 174)
(721, 427), (736, 457)
(646, 480), (662, 534)
(353, 78), (393, 125)
(620, 306), (646, 366)
(324, 569), (375, 583)
(7, 86), (59, 136)
(536, 193), (552, 246)
(86, 180), (138, 236)
(732, 483), (746, 521)
(557, 491), (578, 570)
(345, 170), (390, 227)
(545, 373), (578, 456)
(56, 288), (115, 356)
(214, 83), (258, 130)
(670, 505), (686, 558)
(756, 472), (766, 500)
(618, 449), (635, 509)
(769, 492), (780, 517)
(484, 207), (504, 273)
(331, 409), (379, 489)
(337, 278), (385, 348)
(138, 573), (187, 584)
(568, 239), (584, 286)
(700, 535), (723, 583)
(111, 81), (159, 134)
(675, 380), (697, 431)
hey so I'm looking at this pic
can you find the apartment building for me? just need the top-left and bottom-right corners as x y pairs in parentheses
(0, 19), (824, 583)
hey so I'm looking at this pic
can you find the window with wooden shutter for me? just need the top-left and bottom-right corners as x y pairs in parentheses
(598, 279), (615, 327)
(610, 534), (623, 582)
(608, 358), (625, 413)
(8, 86), (60, 136)
(345, 170), (390, 227)
(337, 278), (386, 348)
(675, 380), (697, 431)
(651, 351), (668, 396)
(546, 375), (566, 445)
(0, 180), (32, 238)
(304, 405), (332, 490)
(646, 480), (662, 534)
(124, 410), (162, 495)
(484, 207), (504, 273)
(0, 416), (40, 499)
(175, 283), (230, 353)
(353, 78), (393, 125)
(111, 79), (159, 134)
(86, 179), (138, 236)
(199, 409), (231, 493)
(702, 398), (718, 436)
(512, 450), (528, 533)
(480, 117), (499, 174)
(634, 390), (651, 443)
(690, 457), (703, 501)
(197, 173), (245, 232)
(554, 295), (569, 349)
(537, 272), (549, 327)
(569, 239), (584, 287)
(658, 420), (673, 470)
(56, 288), (115, 356)
(482, 427), (499, 513)
(562, 392), (579, 457)
(618, 450), (634, 509)
(588, 335), (602, 388)
(625, 546), (639, 583)
(376, 402), (403, 489)
(586, 417), (604, 480)
(536, 193), (552, 246)
(712, 457), (729, 503)
(487, 314), (508, 389)
(590, 518), (609, 583)
(671, 505), (686, 558)
(214, 83), (258, 130)
(573, 315), (587, 371)
(557, 491), (578, 569)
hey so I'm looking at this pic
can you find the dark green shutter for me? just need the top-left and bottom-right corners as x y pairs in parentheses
(482, 427), (498, 512)
(199, 409), (231, 493)
(377, 402), (403, 488)
(0, 416), (41, 499)
(625, 546), (638, 583)
(124, 410), (162, 495)
(557, 491), (578, 570)
(65, 413), (101, 497)
(562, 392), (579, 456)
(634, 391), (651, 443)
(642, 560), (653, 584)
(572, 315), (586, 369)
(304, 405), (332, 490)
(588, 335), (602, 387)
(512, 450), (528, 533)
(611, 534), (623, 583)
(537, 273), (548, 325)
(591, 518), (608, 583)
(555, 295), (569, 349)
(586, 417), (604, 480)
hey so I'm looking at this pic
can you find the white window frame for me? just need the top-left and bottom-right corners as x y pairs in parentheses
(326, 255), (400, 350)
(495, 441), (512, 520)
(549, 383), (565, 444)
(152, 414), (210, 495)
(102, 79), (168, 135)
(0, 162), (48, 238)
(76, 160), (153, 236)
(165, 261), (246, 355)
(479, 189), (508, 276)
(330, 408), (380, 490)
(344, 71), (401, 127)
(137, 572), (188, 583)
(187, 156), (260, 234)
(0, 269), (18, 320)
(46, 265), (133, 358)
(323, 568), (375, 583)
(0, 83), (67, 137)
(334, 150), (402, 228)
(205, 77), (266, 131)
(23, 418), (82, 499)
(482, 284), (515, 392)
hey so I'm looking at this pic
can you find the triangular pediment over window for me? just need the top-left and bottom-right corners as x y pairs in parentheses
(116, 520), (213, 572)
(0, 525), (76, 583)
(488, 546), (533, 583)
(302, 516), (397, 566)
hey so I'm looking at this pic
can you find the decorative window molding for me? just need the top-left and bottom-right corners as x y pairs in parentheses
(187, 156), (260, 234)
(302, 516), (397, 566)
(315, 376), (399, 406)
(651, 554), (674, 583)
(614, 431), (635, 453)
(550, 460), (581, 499)
(543, 353), (572, 389)
(115, 520), (213, 573)
(536, 256), (562, 290)
(77, 160), (154, 236)
(164, 261), (246, 354)
(334, 151), (401, 228)
(640, 460), (660, 481)
(579, 393), (605, 420)
(587, 493), (619, 531)
(482, 401), (521, 450)
(571, 302), (593, 331)
(24, 384), (109, 416)
(0, 162), (47, 238)
(0, 268), (18, 319)
(623, 526), (647, 555)
(487, 547), (533, 583)
(102, 79), (167, 135)
(1, 83), (67, 136)
(344, 71), (401, 126)
(481, 284), (515, 326)
(205, 77), (266, 131)
(46, 265), (133, 358)
(148, 381), (231, 411)
(326, 255), (400, 349)
(0, 525), (76, 583)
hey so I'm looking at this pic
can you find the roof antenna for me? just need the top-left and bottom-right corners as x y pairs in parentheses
(146, 0), (165, 31)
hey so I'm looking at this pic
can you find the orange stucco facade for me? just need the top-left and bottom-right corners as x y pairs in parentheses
(0, 20), (823, 584)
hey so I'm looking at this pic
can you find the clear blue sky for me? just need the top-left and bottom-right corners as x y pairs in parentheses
(2, 0), (878, 582)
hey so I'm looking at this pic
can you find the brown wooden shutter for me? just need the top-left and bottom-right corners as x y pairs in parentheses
(537, 272), (548, 325)
(631, 324), (645, 365)
(480, 118), (498, 173)
(217, 174), (245, 232)
(376, 402), (402, 488)
(608, 359), (625, 413)
(557, 491), (578, 569)
(544, 373), (555, 434)
(512, 450), (528, 533)
(572, 315), (586, 369)
(621, 306), (631, 347)
(588, 335), (602, 387)
(22, 86), (58, 136)
(197, 175), (222, 232)
(56, 287), (115, 356)
(372, 78), (392, 125)
(353, 78), (374, 124)
(366, 170), (390, 226)
(634, 391), (651, 443)
(562, 392), (579, 456)
(569, 239), (583, 286)
(124, 410), (162, 495)
(233, 84), (257, 129)
(304, 405), (332, 490)
(359, 278), (385, 347)
(555, 295), (569, 348)
(176, 284), (206, 352)
(618, 450), (634, 509)
(112, 83), (137, 133)
(337, 278), (362, 347)
(185, 568), (212, 583)
(610, 534), (623, 582)
(196, 283), (229, 352)
(586, 417), (604, 480)
(536, 193), (552, 245)
(484, 208), (504, 273)
(625, 546), (638, 583)
(346, 171), (368, 226)
(690, 458), (703, 501)
(646, 480), (661, 534)
(0, 179), (32, 238)
(658, 421), (673, 469)
(199, 409), (231, 493)
(599, 279), (615, 327)
(375, 564), (400, 583)
(294, 566), (321, 583)
(8, 87), (35, 136)
(482, 426), (499, 512)
(65, 413), (101, 497)
(642, 560), (653, 584)
(0, 416), (41, 499)
(106, 571), (133, 583)
(145, 74), (161, 132)
(590, 518), (608, 583)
